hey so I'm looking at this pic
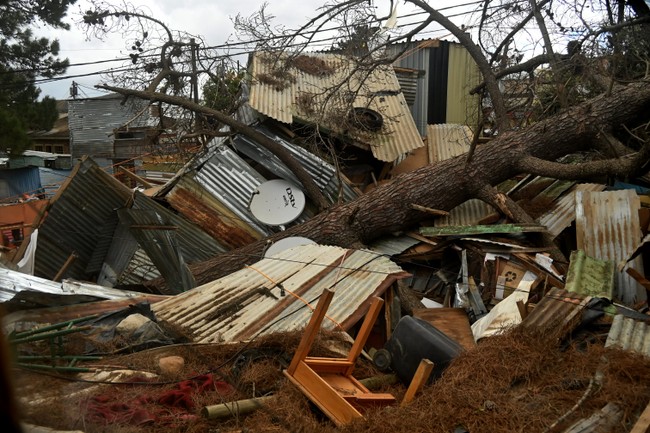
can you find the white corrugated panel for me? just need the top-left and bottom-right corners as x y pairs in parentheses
(248, 52), (422, 162)
(151, 244), (406, 343)
(537, 183), (607, 238)
(575, 189), (645, 305)
(605, 314), (650, 357)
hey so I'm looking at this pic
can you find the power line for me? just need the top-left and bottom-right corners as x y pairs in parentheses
(1, 0), (526, 89)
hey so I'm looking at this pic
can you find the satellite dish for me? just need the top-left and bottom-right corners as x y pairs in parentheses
(264, 236), (316, 257)
(249, 179), (306, 226)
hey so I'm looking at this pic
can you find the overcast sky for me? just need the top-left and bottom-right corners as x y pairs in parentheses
(34, 0), (475, 101)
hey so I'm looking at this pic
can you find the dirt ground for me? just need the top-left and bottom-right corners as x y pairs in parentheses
(8, 324), (650, 433)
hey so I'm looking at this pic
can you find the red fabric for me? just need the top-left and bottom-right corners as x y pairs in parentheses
(86, 373), (233, 426)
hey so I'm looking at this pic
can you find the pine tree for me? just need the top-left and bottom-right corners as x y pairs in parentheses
(0, 0), (77, 155)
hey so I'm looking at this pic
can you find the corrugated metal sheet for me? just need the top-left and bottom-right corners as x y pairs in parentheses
(426, 123), (473, 161)
(117, 247), (161, 286)
(446, 43), (481, 125)
(0, 268), (144, 303)
(387, 41), (430, 134)
(191, 144), (275, 236)
(369, 234), (421, 256)
(68, 94), (155, 160)
(393, 68), (420, 107)
(169, 126), (361, 243)
(426, 124), (495, 226)
(34, 157), (224, 288)
(232, 125), (360, 204)
(131, 192), (226, 262)
(564, 250), (615, 299)
(575, 189), (645, 306)
(98, 224), (145, 287)
(521, 287), (592, 336)
(537, 183), (607, 238)
(605, 314), (650, 357)
(34, 157), (132, 281)
(151, 244), (409, 343)
(248, 51), (423, 162)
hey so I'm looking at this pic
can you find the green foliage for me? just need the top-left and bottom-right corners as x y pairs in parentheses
(0, 0), (76, 155)
(202, 70), (245, 114)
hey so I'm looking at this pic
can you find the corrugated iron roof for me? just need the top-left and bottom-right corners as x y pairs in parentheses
(248, 51), (423, 162)
(68, 94), (156, 160)
(537, 183), (607, 238)
(33, 157), (225, 288)
(425, 124), (495, 226)
(605, 314), (650, 357)
(575, 189), (645, 306)
(151, 244), (409, 343)
(521, 287), (592, 336)
(34, 157), (133, 281)
(165, 126), (361, 244)
(0, 268), (144, 304)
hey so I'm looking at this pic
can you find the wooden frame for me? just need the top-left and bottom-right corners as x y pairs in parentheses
(283, 289), (396, 427)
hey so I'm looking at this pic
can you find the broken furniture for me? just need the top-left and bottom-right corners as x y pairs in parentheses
(283, 288), (396, 427)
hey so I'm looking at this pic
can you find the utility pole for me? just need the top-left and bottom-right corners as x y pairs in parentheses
(190, 38), (199, 104)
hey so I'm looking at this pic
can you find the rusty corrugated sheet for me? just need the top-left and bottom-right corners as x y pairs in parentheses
(34, 156), (132, 281)
(605, 314), (650, 357)
(575, 189), (645, 306)
(248, 51), (423, 162)
(537, 183), (607, 238)
(151, 244), (409, 343)
(426, 124), (495, 226)
(34, 157), (224, 288)
(521, 287), (592, 336)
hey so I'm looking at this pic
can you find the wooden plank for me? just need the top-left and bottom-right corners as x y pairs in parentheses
(345, 296), (383, 375)
(287, 289), (335, 375)
(401, 359), (434, 406)
(412, 308), (475, 350)
(305, 358), (353, 374)
(630, 400), (650, 433)
(420, 223), (549, 237)
(284, 361), (363, 427)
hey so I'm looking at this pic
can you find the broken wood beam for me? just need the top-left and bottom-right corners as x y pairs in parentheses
(630, 399), (650, 433)
(410, 203), (450, 217)
(53, 252), (78, 282)
(401, 359), (434, 407)
(118, 166), (154, 189)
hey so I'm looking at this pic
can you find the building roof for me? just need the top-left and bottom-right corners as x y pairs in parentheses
(247, 51), (423, 162)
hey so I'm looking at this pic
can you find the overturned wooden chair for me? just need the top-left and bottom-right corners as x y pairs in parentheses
(283, 288), (396, 427)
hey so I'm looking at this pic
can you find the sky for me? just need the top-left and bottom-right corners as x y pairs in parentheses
(35, 0), (475, 101)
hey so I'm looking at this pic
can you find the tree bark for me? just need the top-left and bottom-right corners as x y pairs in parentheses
(142, 81), (650, 292)
(98, 85), (331, 212)
(140, 84), (650, 288)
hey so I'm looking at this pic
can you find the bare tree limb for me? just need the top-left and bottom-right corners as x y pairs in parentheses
(98, 84), (331, 211)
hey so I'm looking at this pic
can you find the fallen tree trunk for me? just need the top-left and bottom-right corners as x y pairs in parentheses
(139, 81), (650, 292)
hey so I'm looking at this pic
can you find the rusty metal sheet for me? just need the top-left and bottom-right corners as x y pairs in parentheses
(151, 244), (409, 343)
(248, 52), (423, 162)
(521, 287), (591, 337)
(575, 189), (645, 306)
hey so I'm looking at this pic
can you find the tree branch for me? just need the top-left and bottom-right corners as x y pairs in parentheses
(517, 145), (650, 180)
(98, 84), (331, 211)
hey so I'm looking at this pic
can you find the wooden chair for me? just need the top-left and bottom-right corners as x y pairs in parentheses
(283, 288), (396, 427)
